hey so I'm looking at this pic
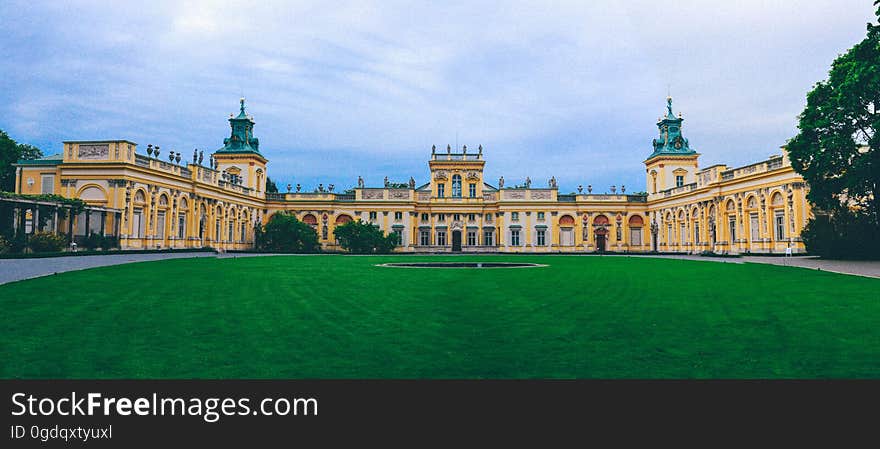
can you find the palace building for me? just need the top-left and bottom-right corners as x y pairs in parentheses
(12, 97), (811, 254)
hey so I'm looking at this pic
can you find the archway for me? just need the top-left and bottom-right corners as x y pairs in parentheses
(595, 229), (608, 252)
(593, 214), (609, 252)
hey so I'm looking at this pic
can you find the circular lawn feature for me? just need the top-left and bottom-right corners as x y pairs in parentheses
(378, 262), (544, 268)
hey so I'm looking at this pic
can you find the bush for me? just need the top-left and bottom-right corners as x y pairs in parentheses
(256, 212), (319, 253)
(83, 232), (103, 250)
(802, 213), (880, 260)
(333, 219), (398, 254)
(28, 231), (68, 253)
(0, 234), (9, 254)
(101, 235), (118, 249)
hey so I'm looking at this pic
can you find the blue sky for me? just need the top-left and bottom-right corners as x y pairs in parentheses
(1, 1), (876, 193)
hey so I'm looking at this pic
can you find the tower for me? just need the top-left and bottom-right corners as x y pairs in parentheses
(428, 144), (486, 201)
(212, 98), (269, 193)
(644, 96), (699, 197)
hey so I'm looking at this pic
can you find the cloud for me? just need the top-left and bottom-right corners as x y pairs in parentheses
(0, 0), (876, 191)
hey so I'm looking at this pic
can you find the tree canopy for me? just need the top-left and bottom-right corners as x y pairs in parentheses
(786, 2), (880, 258)
(265, 177), (279, 193)
(0, 130), (44, 192)
(333, 219), (398, 254)
(255, 212), (319, 253)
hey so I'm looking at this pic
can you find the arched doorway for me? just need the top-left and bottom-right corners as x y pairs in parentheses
(593, 214), (610, 252)
(595, 229), (608, 252)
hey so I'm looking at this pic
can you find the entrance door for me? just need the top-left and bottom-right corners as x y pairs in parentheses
(452, 230), (462, 252)
(596, 231), (607, 252)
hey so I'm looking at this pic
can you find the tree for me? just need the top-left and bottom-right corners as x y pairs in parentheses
(256, 212), (319, 252)
(1, 130), (44, 192)
(265, 176), (279, 193)
(333, 219), (398, 254)
(786, 3), (880, 258)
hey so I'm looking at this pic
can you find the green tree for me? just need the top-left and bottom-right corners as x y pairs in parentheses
(333, 219), (398, 254)
(265, 176), (279, 193)
(256, 212), (319, 253)
(787, 3), (880, 258)
(0, 130), (44, 192)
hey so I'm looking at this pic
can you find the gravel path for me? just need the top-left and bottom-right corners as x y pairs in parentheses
(1, 252), (878, 285)
(0, 252), (217, 285)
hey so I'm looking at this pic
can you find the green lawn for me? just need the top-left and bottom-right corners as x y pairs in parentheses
(1, 255), (879, 378)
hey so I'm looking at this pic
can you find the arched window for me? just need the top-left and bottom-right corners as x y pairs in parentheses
(302, 214), (318, 229)
(452, 174), (462, 198)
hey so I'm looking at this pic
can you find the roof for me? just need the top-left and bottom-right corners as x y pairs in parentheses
(15, 153), (64, 165)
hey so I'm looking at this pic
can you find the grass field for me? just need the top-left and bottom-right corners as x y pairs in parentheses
(1, 255), (879, 378)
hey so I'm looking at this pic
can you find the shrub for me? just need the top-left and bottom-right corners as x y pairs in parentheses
(83, 232), (103, 250)
(802, 213), (880, 260)
(28, 231), (68, 253)
(256, 212), (319, 253)
(333, 219), (398, 254)
(0, 234), (9, 254)
(101, 235), (118, 249)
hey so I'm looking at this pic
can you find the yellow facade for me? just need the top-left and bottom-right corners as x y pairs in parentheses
(13, 99), (811, 254)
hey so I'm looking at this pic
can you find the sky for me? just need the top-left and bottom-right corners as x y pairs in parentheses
(0, 0), (876, 193)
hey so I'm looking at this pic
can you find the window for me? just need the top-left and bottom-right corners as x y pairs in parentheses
(536, 229), (546, 246)
(750, 214), (760, 242)
(676, 175), (684, 187)
(369, 211), (377, 221)
(666, 223), (672, 244)
(41, 175), (54, 194)
(775, 211), (785, 240)
(694, 223), (700, 244)
(438, 214), (445, 222)
(510, 229), (520, 246)
(394, 211), (403, 221)
(157, 212), (166, 239)
(468, 213), (475, 222)
(242, 223), (247, 241)
(485, 213), (492, 222)
(728, 216), (737, 242)
(630, 227), (642, 246)
(420, 230), (430, 246)
(133, 209), (144, 238)
(467, 231), (477, 246)
(452, 175), (462, 198)
(228, 222), (234, 242)
(421, 213), (429, 222)
(453, 214), (460, 221)
(322, 225), (328, 240)
(437, 230), (447, 246)
(679, 223), (685, 244)
(537, 212), (545, 221)
(437, 184), (445, 198)
(483, 230), (494, 246)
(178, 214), (186, 239)
(215, 219), (221, 241)
(392, 230), (402, 245)
(511, 212), (519, 222)
(469, 183), (476, 197)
